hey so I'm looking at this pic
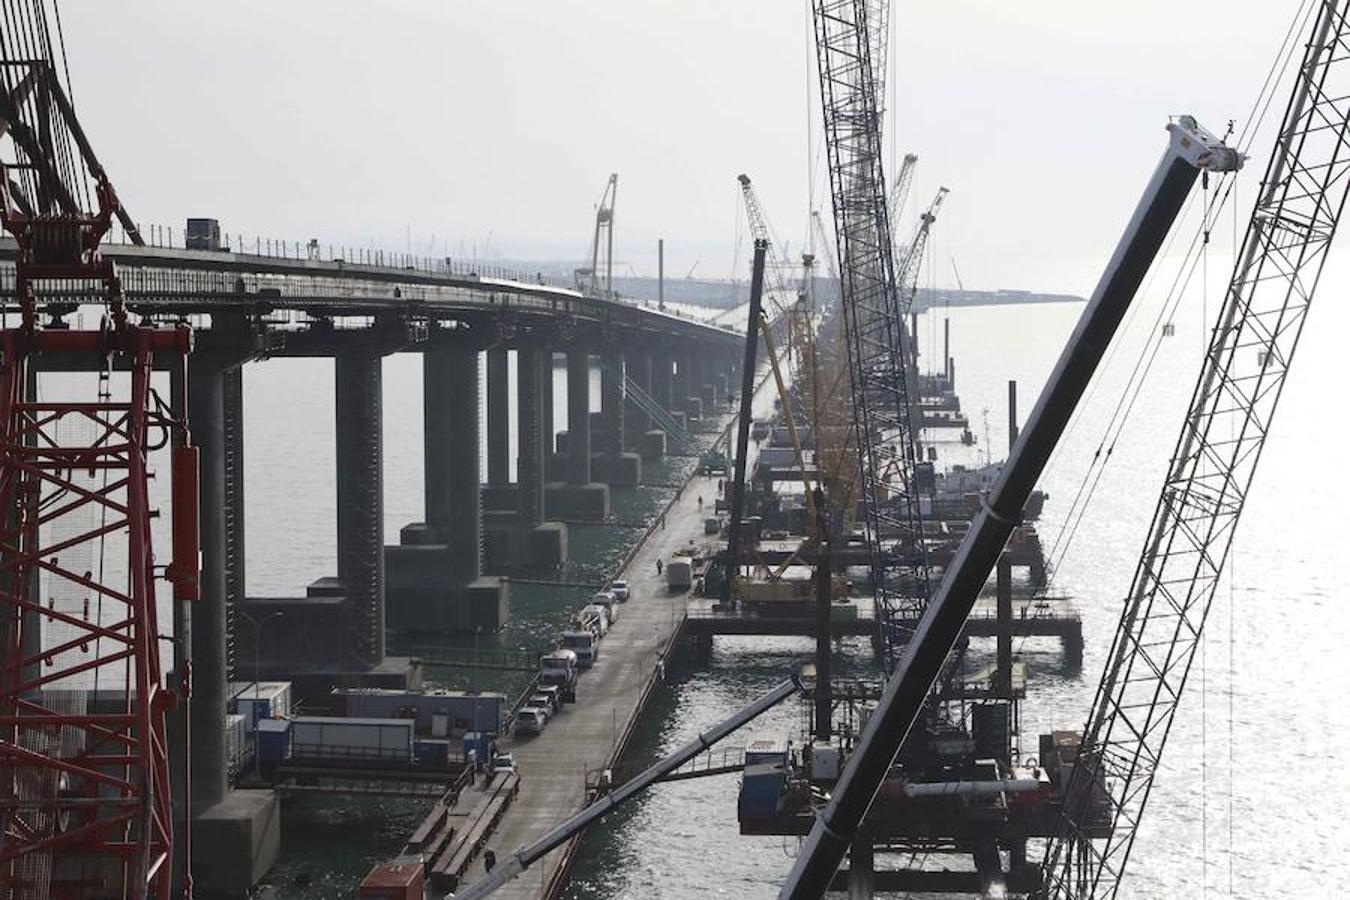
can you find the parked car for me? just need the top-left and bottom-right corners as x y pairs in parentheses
(536, 684), (563, 713)
(609, 580), (630, 602)
(528, 695), (554, 721)
(492, 751), (516, 774)
(514, 708), (546, 736)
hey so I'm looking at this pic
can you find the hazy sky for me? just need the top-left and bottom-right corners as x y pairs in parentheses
(63, 1), (1298, 293)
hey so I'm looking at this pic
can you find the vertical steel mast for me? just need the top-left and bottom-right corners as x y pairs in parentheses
(810, 0), (929, 670)
(781, 113), (1241, 899)
(1041, 2), (1350, 896)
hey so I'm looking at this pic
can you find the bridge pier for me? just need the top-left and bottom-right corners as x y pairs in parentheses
(483, 347), (511, 511)
(485, 345), (568, 570)
(544, 346), (610, 518)
(186, 356), (280, 897)
(593, 343), (641, 484)
(626, 348), (666, 459)
(333, 348), (386, 667)
(242, 345), (418, 692)
(387, 339), (509, 633)
(677, 349), (703, 423)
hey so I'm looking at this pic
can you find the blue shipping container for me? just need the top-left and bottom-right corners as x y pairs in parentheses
(414, 739), (450, 767)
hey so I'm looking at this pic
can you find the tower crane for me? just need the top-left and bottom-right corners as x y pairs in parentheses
(886, 152), (918, 234)
(811, 210), (840, 281)
(737, 174), (803, 342)
(575, 173), (617, 297)
(897, 186), (948, 316)
(804, 0), (929, 678)
(1041, 2), (1350, 895)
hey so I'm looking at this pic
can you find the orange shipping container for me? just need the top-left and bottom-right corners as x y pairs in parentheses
(359, 862), (424, 900)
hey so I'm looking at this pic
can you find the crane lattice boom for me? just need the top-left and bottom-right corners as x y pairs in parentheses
(1041, 2), (1350, 896)
(897, 186), (949, 315)
(810, 0), (928, 670)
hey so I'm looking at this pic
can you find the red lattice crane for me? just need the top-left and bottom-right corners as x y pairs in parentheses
(0, 165), (197, 898)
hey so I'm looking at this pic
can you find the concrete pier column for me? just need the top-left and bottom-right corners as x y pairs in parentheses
(516, 346), (545, 524)
(486, 348), (510, 487)
(186, 357), (280, 894)
(600, 345), (624, 456)
(652, 348), (674, 411)
(543, 351), (555, 455)
(186, 358), (228, 816)
(390, 343), (506, 633)
(335, 349), (385, 668)
(629, 350), (652, 434)
(422, 349), (453, 543)
(223, 367), (246, 658)
(566, 348), (592, 484)
(446, 347), (484, 579)
(421, 344), (483, 559)
(678, 350), (702, 422)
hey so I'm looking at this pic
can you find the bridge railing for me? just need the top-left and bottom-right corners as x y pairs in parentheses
(92, 223), (740, 330)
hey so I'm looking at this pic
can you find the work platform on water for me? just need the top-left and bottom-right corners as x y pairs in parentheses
(682, 596), (1082, 660)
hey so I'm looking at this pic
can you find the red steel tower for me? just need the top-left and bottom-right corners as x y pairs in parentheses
(0, 170), (197, 898)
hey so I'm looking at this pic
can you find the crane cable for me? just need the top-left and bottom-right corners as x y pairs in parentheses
(1034, 0), (1314, 603)
(1009, 0), (1315, 669)
(1039, 0), (1313, 512)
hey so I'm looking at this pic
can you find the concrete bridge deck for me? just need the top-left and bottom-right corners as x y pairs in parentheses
(0, 237), (744, 349)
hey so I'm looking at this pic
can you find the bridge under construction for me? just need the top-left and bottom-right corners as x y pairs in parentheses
(0, 2), (1345, 900)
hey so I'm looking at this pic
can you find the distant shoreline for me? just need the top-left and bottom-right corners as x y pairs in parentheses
(912, 288), (1086, 311)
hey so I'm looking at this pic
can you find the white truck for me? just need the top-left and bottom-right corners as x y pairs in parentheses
(561, 630), (598, 668)
(667, 557), (693, 591)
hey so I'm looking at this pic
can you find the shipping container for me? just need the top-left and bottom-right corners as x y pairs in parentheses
(289, 716), (415, 764)
(228, 681), (292, 734)
(413, 739), (450, 767)
(737, 763), (786, 821)
(331, 688), (506, 736)
(256, 718), (292, 777)
(358, 861), (424, 900)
